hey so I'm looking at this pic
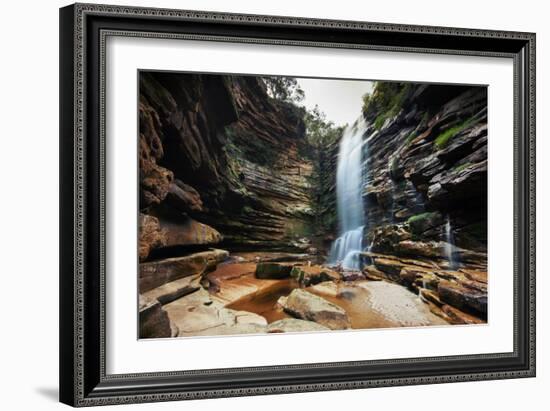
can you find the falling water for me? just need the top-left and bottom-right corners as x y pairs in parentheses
(329, 118), (368, 270)
(444, 215), (458, 270)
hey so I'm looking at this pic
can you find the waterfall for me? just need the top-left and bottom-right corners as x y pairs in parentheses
(444, 215), (458, 270)
(328, 118), (368, 270)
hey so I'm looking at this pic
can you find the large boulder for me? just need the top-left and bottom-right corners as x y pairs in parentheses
(141, 273), (201, 306)
(139, 295), (175, 338)
(290, 265), (341, 286)
(279, 289), (350, 330)
(267, 318), (330, 333)
(139, 249), (229, 293)
(161, 217), (222, 247)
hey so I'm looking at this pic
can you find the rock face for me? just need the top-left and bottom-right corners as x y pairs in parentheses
(137, 74), (489, 338)
(357, 83), (488, 254)
(279, 289), (351, 330)
(139, 72), (314, 253)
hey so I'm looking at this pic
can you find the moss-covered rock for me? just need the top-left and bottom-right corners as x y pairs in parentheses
(407, 211), (443, 236)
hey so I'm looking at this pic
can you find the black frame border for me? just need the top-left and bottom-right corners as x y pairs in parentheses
(60, 3), (536, 407)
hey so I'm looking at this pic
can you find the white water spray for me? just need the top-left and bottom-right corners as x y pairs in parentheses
(329, 118), (368, 270)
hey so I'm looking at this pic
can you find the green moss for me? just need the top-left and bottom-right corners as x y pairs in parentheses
(374, 113), (387, 130)
(453, 162), (472, 172)
(407, 212), (435, 225)
(407, 211), (442, 236)
(434, 117), (475, 149)
(406, 131), (417, 143)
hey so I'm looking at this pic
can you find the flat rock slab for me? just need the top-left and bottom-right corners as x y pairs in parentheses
(267, 318), (330, 333)
(142, 274), (201, 306)
(139, 249), (229, 293)
(206, 262), (257, 292)
(163, 288), (268, 337)
(232, 252), (314, 263)
(354, 281), (448, 327)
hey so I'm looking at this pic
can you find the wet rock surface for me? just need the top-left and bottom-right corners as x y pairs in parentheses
(139, 250), (483, 338)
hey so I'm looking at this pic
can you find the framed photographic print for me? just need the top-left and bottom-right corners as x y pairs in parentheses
(59, 3), (536, 407)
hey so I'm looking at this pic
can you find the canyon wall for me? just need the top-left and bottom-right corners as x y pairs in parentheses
(362, 83), (488, 253)
(139, 72), (315, 261)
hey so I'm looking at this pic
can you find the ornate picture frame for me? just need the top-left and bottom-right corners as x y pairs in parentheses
(59, 3), (535, 407)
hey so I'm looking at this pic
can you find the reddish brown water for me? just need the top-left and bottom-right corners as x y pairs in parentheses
(225, 275), (447, 329)
(226, 278), (296, 323)
(215, 257), (448, 330)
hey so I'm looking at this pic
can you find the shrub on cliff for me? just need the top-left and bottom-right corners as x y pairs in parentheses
(362, 82), (411, 130)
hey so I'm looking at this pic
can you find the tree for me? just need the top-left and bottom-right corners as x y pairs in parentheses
(303, 105), (345, 148)
(263, 77), (305, 103)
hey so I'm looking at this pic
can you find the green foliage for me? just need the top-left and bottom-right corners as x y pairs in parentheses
(362, 82), (411, 130)
(303, 105), (345, 148)
(434, 117), (475, 149)
(262, 76), (305, 103)
(374, 113), (387, 130)
(407, 212), (436, 225)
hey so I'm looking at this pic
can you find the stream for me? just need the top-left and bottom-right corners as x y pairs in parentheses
(216, 261), (448, 329)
